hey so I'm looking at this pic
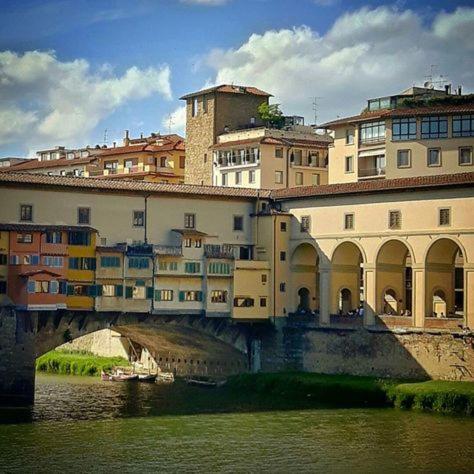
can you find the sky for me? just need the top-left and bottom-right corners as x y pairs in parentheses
(0, 0), (473, 157)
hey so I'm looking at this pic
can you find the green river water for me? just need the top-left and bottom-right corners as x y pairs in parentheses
(0, 374), (473, 473)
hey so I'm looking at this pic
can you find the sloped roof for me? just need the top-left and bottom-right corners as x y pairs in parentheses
(180, 84), (272, 100)
(0, 156), (98, 171)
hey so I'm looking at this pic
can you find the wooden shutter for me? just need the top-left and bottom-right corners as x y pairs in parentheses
(146, 287), (154, 299)
(125, 286), (133, 299)
(179, 291), (185, 302)
(154, 290), (161, 301)
(115, 285), (123, 297)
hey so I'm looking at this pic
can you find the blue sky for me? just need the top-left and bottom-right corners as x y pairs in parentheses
(0, 0), (473, 156)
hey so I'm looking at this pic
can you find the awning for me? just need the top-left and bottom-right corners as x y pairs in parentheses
(358, 148), (385, 158)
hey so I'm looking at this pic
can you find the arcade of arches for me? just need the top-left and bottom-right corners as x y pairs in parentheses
(289, 236), (474, 328)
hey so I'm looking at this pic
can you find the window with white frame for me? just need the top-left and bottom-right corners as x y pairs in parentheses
(235, 171), (242, 185)
(275, 171), (283, 184)
(345, 156), (354, 173)
(295, 172), (303, 186)
(346, 128), (354, 145)
(360, 121), (385, 144)
(311, 174), (320, 185)
(249, 169), (255, 183)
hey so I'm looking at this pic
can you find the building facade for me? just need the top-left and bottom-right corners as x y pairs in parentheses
(322, 87), (474, 184)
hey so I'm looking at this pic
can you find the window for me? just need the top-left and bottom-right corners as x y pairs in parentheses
(169, 261), (178, 271)
(104, 160), (118, 170)
(344, 213), (354, 230)
(279, 282), (286, 292)
(427, 148), (441, 167)
(124, 159), (135, 169)
(211, 290), (227, 303)
(311, 174), (320, 185)
(184, 238), (192, 248)
(459, 147), (473, 166)
(392, 118), (417, 140)
(280, 251), (286, 261)
(345, 156), (353, 173)
(180, 290), (202, 302)
(421, 116), (448, 139)
(295, 172), (303, 186)
(360, 121), (386, 144)
(35, 281), (50, 293)
(202, 95), (208, 114)
(261, 274), (267, 283)
(128, 257), (149, 269)
(160, 157), (167, 167)
(69, 257), (96, 270)
(132, 285), (146, 299)
(77, 207), (90, 225)
(300, 216), (311, 232)
(275, 147), (283, 158)
(439, 208), (451, 226)
(235, 171), (242, 185)
(102, 285), (116, 297)
(45, 231), (62, 244)
(194, 239), (202, 248)
(185, 262), (201, 273)
(280, 222), (287, 232)
(208, 262), (231, 274)
(158, 261), (167, 271)
(192, 97), (198, 117)
(275, 171), (283, 184)
(133, 210), (145, 227)
(233, 297), (254, 307)
(100, 256), (120, 267)
(260, 297), (267, 307)
(233, 215), (244, 231)
(249, 170), (256, 183)
(346, 128), (354, 145)
(179, 156), (185, 168)
(222, 173), (227, 186)
(0, 254), (7, 265)
(184, 213), (195, 229)
(155, 289), (173, 301)
(452, 114), (474, 138)
(389, 210), (401, 229)
(397, 150), (411, 168)
(43, 256), (63, 267)
(20, 204), (33, 222)
(68, 231), (90, 246)
(17, 233), (33, 244)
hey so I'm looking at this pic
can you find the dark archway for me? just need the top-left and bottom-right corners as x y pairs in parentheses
(297, 287), (310, 311)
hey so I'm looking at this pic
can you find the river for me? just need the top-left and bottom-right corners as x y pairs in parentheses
(0, 374), (473, 473)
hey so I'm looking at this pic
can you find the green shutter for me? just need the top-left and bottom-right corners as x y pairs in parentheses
(67, 284), (74, 296)
(125, 286), (133, 299)
(154, 290), (161, 301)
(146, 287), (154, 299)
(88, 285), (97, 297)
(179, 291), (185, 302)
(96, 285), (103, 296)
(116, 285), (123, 297)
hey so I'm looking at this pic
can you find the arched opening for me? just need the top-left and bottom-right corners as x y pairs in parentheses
(331, 242), (364, 315)
(376, 240), (412, 316)
(290, 243), (319, 314)
(297, 287), (310, 311)
(339, 288), (352, 314)
(425, 238), (464, 320)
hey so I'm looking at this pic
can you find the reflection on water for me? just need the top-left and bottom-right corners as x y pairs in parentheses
(0, 374), (474, 473)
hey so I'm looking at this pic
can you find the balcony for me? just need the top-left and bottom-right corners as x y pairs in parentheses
(204, 244), (235, 259)
(215, 152), (260, 168)
(358, 167), (386, 179)
(154, 245), (182, 256)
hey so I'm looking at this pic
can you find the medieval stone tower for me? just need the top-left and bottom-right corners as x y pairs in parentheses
(180, 85), (271, 185)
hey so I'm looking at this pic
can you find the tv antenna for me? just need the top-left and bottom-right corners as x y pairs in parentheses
(166, 114), (174, 134)
(423, 65), (449, 89)
(103, 128), (108, 145)
(312, 96), (322, 125)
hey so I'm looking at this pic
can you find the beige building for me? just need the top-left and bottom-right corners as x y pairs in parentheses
(322, 87), (474, 184)
(181, 84), (271, 185)
(212, 126), (330, 189)
(0, 171), (472, 332)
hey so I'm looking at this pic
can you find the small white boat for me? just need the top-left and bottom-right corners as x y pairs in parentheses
(138, 374), (157, 383)
(156, 372), (174, 383)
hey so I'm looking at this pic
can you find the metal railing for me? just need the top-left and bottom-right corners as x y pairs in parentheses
(204, 244), (235, 259)
(358, 167), (386, 178)
(153, 245), (182, 256)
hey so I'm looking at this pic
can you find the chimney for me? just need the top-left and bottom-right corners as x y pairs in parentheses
(113, 141), (116, 148)
(457, 85), (462, 96)
(140, 132), (143, 139)
(123, 130), (130, 146)
(445, 84), (452, 95)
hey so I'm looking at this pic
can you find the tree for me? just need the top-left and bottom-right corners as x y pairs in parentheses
(258, 102), (285, 129)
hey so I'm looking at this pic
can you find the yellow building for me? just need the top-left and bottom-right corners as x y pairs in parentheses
(321, 87), (474, 184)
(95, 245), (125, 312)
(66, 228), (96, 310)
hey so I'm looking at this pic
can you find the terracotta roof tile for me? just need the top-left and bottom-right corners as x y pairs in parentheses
(180, 84), (272, 100)
(0, 223), (97, 232)
(0, 172), (272, 199)
(272, 172), (474, 200)
(99, 141), (185, 156)
(212, 136), (330, 149)
(0, 156), (98, 171)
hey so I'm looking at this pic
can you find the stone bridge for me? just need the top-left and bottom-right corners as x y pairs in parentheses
(0, 307), (266, 406)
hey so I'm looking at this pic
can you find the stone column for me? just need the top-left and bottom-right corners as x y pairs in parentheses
(412, 264), (426, 328)
(363, 263), (377, 326)
(319, 266), (331, 325)
(0, 308), (36, 406)
(464, 265), (474, 330)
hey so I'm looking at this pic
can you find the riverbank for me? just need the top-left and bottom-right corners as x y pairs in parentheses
(36, 350), (130, 376)
(227, 373), (474, 416)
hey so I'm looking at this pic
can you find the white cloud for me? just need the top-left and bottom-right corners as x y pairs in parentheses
(0, 50), (172, 150)
(180, 0), (229, 5)
(162, 105), (187, 135)
(205, 6), (474, 124)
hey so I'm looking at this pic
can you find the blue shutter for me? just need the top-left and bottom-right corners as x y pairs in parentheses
(154, 290), (161, 301)
(88, 285), (97, 297)
(146, 287), (154, 299)
(125, 286), (133, 299)
(31, 255), (40, 265)
(179, 291), (185, 302)
(27, 280), (36, 293)
(96, 285), (103, 296)
(67, 284), (74, 296)
(59, 281), (67, 294)
(115, 285), (123, 297)
(50, 280), (59, 294)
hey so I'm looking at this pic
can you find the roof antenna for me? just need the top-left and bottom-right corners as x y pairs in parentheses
(312, 96), (322, 126)
(103, 128), (108, 146)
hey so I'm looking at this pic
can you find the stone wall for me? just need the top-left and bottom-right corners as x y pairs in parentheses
(259, 324), (474, 381)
